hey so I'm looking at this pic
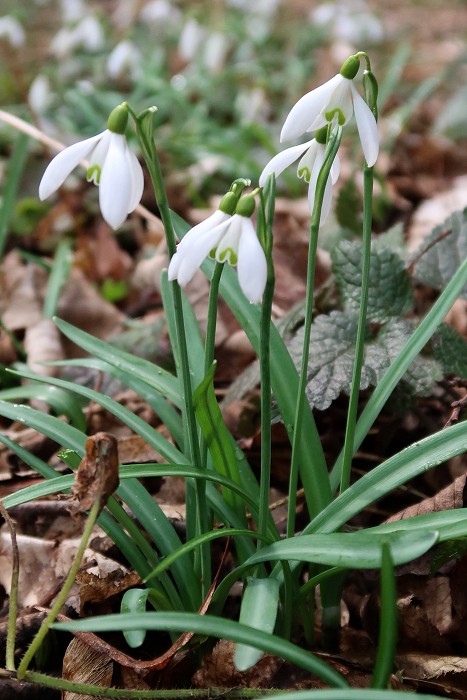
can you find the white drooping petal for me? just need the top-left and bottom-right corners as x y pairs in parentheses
(321, 76), (353, 125)
(176, 219), (229, 286)
(259, 140), (314, 187)
(351, 83), (379, 166)
(280, 74), (342, 142)
(215, 216), (242, 264)
(305, 143), (325, 218)
(296, 140), (319, 181)
(167, 251), (183, 281)
(330, 153), (341, 184)
(237, 217), (267, 303)
(99, 133), (133, 229)
(38, 132), (103, 200)
(125, 146), (145, 213)
(176, 210), (230, 253)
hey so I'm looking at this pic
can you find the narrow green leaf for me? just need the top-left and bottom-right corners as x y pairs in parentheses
(371, 544), (397, 689)
(8, 368), (184, 465)
(235, 577), (280, 671)
(234, 530), (438, 571)
(53, 612), (348, 688)
(53, 317), (180, 406)
(121, 589), (151, 648)
(43, 239), (73, 318)
(193, 363), (245, 517)
(312, 421), (467, 535)
(0, 133), (29, 259)
(0, 383), (86, 431)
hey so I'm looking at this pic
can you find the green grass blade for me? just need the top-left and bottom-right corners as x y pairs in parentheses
(367, 509), (467, 541)
(229, 530), (438, 571)
(310, 421), (467, 535)
(235, 577), (280, 671)
(49, 357), (183, 445)
(0, 433), (58, 480)
(0, 133), (29, 260)
(371, 543), (397, 689)
(43, 239), (73, 318)
(53, 612), (348, 688)
(331, 257), (467, 491)
(53, 317), (181, 406)
(0, 400), (85, 453)
(0, 383), (86, 431)
(9, 368), (184, 464)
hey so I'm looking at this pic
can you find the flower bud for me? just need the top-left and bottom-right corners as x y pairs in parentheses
(340, 55), (360, 80)
(107, 104), (129, 134)
(235, 195), (256, 218)
(219, 191), (239, 215)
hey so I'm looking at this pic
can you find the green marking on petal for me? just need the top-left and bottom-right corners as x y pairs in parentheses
(298, 166), (311, 183)
(209, 247), (218, 259)
(218, 248), (237, 265)
(325, 108), (346, 126)
(86, 164), (101, 184)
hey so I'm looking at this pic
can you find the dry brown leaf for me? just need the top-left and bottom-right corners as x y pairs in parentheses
(425, 577), (453, 635)
(57, 268), (123, 346)
(24, 317), (64, 377)
(63, 637), (113, 700)
(385, 473), (467, 523)
(69, 433), (119, 514)
(1, 255), (45, 331)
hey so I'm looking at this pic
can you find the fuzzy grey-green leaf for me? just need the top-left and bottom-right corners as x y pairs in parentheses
(333, 240), (413, 322)
(410, 209), (467, 299)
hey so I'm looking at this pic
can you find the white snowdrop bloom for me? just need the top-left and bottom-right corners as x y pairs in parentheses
(29, 75), (51, 113)
(107, 40), (142, 81)
(0, 16), (25, 47)
(73, 15), (105, 51)
(60, 0), (86, 23)
(168, 196), (267, 304)
(203, 32), (229, 74)
(178, 18), (205, 61)
(260, 130), (340, 222)
(140, 0), (181, 25)
(312, 1), (384, 45)
(39, 104), (144, 230)
(280, 55), (379, 167)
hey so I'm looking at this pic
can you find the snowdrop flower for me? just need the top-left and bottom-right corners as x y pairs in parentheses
(168, 194), (267, 304)
(0, 16), (25, 47)
(259, 127), (340, 222)
(281, 55), (379, 167)
(39, 104), (144, 230)
(107, 40), (142, 81)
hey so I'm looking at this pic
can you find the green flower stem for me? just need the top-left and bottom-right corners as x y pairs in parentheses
(201, 262), (224, 469)
(339, 164), (373, 495)
(20, 672), (272, 698)
(286, 126), (342, 539)
(16, 497), (101, 679)
(258, 191), (275, 548)
(0, 502), (19, 671)
(130, 108), (209, 598)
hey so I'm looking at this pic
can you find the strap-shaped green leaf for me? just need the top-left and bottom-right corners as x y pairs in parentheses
(193, 363), (245, 518)
(235, 577), (280, 671)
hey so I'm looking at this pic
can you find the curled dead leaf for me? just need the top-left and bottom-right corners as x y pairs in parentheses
(70, 433), (119, 515)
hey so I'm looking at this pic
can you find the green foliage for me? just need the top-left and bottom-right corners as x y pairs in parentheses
(333, 240), (413, 323)
(335, 179), (362, 235)
(410, 208), (467, 299)
(431, 323), (467, 377)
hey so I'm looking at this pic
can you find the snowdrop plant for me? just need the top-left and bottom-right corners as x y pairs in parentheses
(39, 103), (144, 229)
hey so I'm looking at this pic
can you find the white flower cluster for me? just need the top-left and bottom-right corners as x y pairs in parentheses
(260, 54), (379, 223)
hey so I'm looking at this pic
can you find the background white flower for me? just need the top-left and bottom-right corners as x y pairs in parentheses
(39, 116), (144, 230)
